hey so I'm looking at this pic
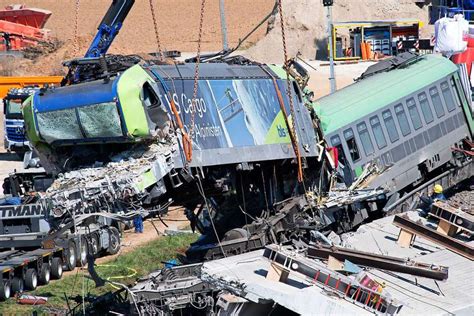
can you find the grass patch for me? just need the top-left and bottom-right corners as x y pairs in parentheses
(0, 233), (198, 315)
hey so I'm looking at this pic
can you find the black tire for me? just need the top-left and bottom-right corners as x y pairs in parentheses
(24, 269), (38, 290)
(64, 240), (77, 271)
(11, 277), (23, 294)
(77, 238), (88, 267)
(106, 227), (121, 255)
(0, 280), (11, 301)
(223, 228), (249, 241)
(38, 263), (51, 285)
(51, 257), (63, 280)
(90, 233), (100, 257)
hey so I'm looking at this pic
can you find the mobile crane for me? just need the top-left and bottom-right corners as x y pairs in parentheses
(0, 0), (138, 300)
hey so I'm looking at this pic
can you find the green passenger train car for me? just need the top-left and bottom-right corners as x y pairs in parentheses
(315, 54), (473, 195)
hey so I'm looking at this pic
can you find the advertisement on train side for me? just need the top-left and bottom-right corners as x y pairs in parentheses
(157, 79), (294, 150)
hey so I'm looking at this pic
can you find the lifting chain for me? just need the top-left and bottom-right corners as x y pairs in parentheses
(73, 0), (80, 56)
(188, 0), (207, 163)
(148, 0), (163, 59)
(277, 0), (304, 183)
(147, 0), (193, 163)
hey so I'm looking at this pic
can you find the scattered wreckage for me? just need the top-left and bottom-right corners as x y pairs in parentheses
(1, 0), (473, 311)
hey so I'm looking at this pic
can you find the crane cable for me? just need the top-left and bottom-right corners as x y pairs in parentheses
(277, 0), (304, 183)
(189, 0), (207, 164)
(73, 0), (80, 56)
(148, 0), (193, 163)
(148, 0), (163, 60)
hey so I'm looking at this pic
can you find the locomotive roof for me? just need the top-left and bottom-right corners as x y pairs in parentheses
(315, 54), (459, 135)
(148, 63), (279, 80)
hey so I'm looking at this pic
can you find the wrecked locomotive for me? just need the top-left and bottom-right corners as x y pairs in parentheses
(20, 57), (353, 242)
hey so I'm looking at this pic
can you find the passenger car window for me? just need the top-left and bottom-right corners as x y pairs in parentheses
(429, 87), (445, 118)
(330, 135), (348, 165)
(395, 104), (411, 136)
(441, 81), (456, 112)
(343, 128), (361, 162)
(382, 109), (399, 143)
(407, 98), (422, 130)
(370, 115), (387, 149)
(418, 92), (434, 124)
(357, 122), (374, 156)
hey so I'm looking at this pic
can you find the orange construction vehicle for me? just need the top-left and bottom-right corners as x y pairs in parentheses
(0, 4), (52, 51)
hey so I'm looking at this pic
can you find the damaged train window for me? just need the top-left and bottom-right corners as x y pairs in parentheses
(357, 122), (374, 156)
(343, 128), (361, 162)
(37, 108), (83, 143)
(370, 115), (387, 149)
(143, 82), (165, 125)
(77, 102), (123, 138)
(330, 135), (348, 165)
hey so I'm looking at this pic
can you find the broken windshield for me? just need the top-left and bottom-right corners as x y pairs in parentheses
(36, 101), (124, 144)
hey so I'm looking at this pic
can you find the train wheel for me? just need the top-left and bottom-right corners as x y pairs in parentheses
(65, 240), (77, 271)
(11, 277), (23, 294)
(106, 227), (120, 255)
(24, 269), (38, 290)
(0, 280), (11, 300)
(38, 263), (51, 285)
(77, 238), (88, 267)
(51, 257), (63, 279)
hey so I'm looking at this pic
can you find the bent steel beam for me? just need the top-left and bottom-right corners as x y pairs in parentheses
(307, 244), (449, 281)
(392, 215), (474, 260)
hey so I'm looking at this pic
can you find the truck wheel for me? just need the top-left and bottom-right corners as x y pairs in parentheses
(51, 257), (63, 279)
(38, 263), (51, 285)
(77, 238), (88, 267)
(25, 269), (38, 290)
(0, 280), (11, 300)
(90, 233), (100, 256)
(106, 227), (121, 255)
(65, 241), (77, 271)
(11, 277), (23, 294)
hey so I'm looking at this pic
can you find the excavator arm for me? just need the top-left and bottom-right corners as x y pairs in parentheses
(63, 0), (136, 84)
(84, 0), (135, 58)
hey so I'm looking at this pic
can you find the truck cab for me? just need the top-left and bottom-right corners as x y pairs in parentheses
(3, 87), (39, 154)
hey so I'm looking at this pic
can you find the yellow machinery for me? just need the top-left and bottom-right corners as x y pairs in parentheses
(0, 76), (62, 98)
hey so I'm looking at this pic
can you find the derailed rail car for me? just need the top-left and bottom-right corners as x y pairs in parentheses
(22, 61), (344, 239)
(315, 54), (473, 198)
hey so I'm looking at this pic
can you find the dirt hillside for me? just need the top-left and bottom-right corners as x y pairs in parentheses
(0, 0), (274, 54)
(245, 0), (433, 63)
(0, 1), (433, 74)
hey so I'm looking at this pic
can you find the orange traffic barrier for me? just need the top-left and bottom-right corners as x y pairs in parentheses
(365, 43), (372, 60)
(361, 43), (367, 60)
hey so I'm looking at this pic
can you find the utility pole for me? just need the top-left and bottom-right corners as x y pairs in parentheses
(323, 0), (336, 93)
(219, 0), (229, 50)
